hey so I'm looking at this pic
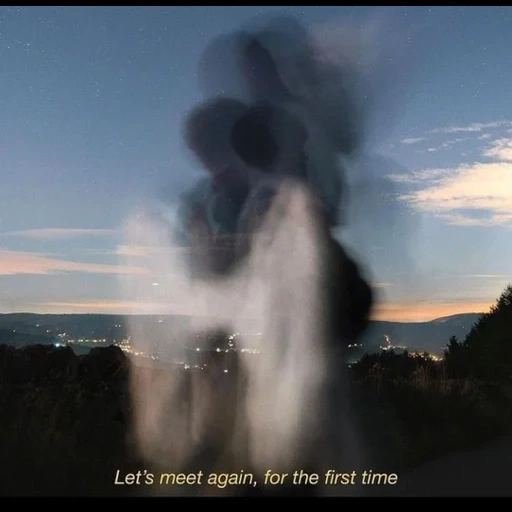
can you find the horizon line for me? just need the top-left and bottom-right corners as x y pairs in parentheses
(0, 309), (488, 324)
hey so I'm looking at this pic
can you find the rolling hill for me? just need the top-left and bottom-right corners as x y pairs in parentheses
(0, 312), (483, 356)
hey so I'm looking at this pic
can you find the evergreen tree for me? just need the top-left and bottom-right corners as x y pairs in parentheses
(445, 285), (512, 381)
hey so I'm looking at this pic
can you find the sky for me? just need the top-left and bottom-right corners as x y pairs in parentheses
(0, 6), (511, 322)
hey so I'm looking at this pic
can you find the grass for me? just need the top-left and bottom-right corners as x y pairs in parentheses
(0, 346), (142, 496)
(1, 344), (512, 495)
(352, 357), (512, 468)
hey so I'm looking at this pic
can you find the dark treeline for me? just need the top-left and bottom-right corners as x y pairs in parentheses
(0, 344), (140, 496)
(351, 284), (512, 467)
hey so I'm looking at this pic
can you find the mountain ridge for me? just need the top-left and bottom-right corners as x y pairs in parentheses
(0, 312), (483, 356)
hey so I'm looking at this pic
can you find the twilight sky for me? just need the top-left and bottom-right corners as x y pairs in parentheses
(1, 6), (511, 321)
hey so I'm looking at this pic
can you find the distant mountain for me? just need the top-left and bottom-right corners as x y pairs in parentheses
(361, 313), (483, 355)
(0, 313), (129, 340)
(0, 328), (56, 348)
(430, 313), (483, 325)
(0, 313), (192, 341)
(0, 312), (483, 356)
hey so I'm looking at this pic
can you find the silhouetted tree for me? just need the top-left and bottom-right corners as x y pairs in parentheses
(351, 349), (438, 383)
(445, 285), (512, 382)
(465, 285), (512, 381)
(444, 335), (471, 379)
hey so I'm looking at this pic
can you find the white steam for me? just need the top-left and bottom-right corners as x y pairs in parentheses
(119, 180), (343, 493)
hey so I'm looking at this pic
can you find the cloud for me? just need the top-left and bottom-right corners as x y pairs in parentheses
(374, 282), (392, 288)
(401, 137), (426, 145)
(36, 299), (491, 321)
(428, 120), (512, 134)
(115, 244), (150, 257)
(387, 167), (448, 184)
(432, 274), (512, 281)
(35, 298), (491, 322)
(85, 245), (158, 258)
(462, 274), (512, 279)
(0, 228), (117, 240)
(483, 137), (512, 161)
(416, 138), (469, 154)
(435, 212), (509, 227)
(441, 137), (467, 148)
(115, 243), (196, 258)
(400, 121), (511, 156)
(35, 300), (236, 316)
(37, 300), (177, 314)
(395, 161), (512, 227)
(0, 249), (147, 276)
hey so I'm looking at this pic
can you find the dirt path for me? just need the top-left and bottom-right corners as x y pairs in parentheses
(385, 434), (512, 496)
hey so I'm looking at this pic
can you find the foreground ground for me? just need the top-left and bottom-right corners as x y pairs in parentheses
(0, 344), (511, 496)
(391, 433), (512, 496)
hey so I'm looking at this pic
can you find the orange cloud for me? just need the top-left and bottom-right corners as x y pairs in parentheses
(0, 228), (116, 240)
(115, 245), (150, 257)
(0, 249), (147, 276)
(396, 161), (512, 227)
(37, 300), (207, 316)
(33, 298), (494, 323)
